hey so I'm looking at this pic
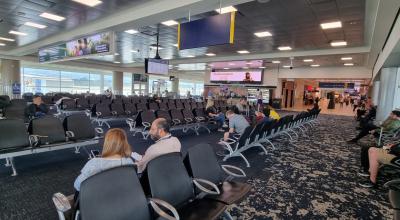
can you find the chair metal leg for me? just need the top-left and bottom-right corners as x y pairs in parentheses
(5, 157), (11, 167)
(9, 157), (17, 176)
(265, 139), (276, 150)
(256, 143), (268, 155)
(74, 146), (81, 154)
(239, 153), (250, 167)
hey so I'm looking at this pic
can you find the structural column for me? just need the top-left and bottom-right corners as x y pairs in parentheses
(371, 80), (380, 106)
(376, 67), (400, 122)
(171, 77), (179, 94)
(0, 59), (21, 97)
(112, 71), (123, 95)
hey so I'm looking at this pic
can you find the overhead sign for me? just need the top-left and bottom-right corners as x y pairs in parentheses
(178, 12), (235, 50)
(318, 82), (355, 89)
(38, 32), (114, 63)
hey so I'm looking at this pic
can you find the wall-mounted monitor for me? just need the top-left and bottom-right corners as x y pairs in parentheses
(38, 32), (114, 63)
(133, 74), (148, 82)
(145, 58), (169, 75)
(210, 71), (263, 84)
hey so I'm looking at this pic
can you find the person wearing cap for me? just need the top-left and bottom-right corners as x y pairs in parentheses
(25, 95), (48, 118)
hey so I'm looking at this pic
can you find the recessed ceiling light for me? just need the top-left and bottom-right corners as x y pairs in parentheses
(320, 21), (342, 29)
(303, 59), (313, 62)
(24, 22), (47, 29)
(237, 50), (250, 54)
(186, 55), (195, 58)
(114, 53), (119, 56)
(243, 67), (249, 69)
(125, 29), (138, 34)
(246, 62), (252, 65)
(331, 41), (347, 47)
(0, 43), (5, 46)
(131, 50), (138, 53)
(215, 6), (237, 14)
(149, 46), (163, 50)
(311, 64), (320, 67)
(341, 57), (352, 60)
(223, 67), (230, 70)
(272, 60), (281, 64)
(40, 12), (66, 21)
(228, 63), (235, 65)
(254, 31), (272, 37)
(114, 61), (120, 64)
(259, 66), (266, 69)
(278, 46), (292, 51)
(0, 37), (15, 42)
(9, 30), (27, 36)
(72, 0), (102, 7)
(173, 44), (179, 47)
(283, 65), (291, 68)
(344, 63), (354, 66)
(161, 20), (178, 26)
(205, 53), (216, 56)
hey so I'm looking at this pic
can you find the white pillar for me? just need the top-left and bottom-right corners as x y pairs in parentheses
(112, 71), (123, 95)
(0, 59), (21, 97)
(376, 67), (399, 122)
(371, 81), (380, 106)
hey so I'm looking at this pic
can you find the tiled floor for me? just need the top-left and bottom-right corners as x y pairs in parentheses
(283, 98), (356, 116)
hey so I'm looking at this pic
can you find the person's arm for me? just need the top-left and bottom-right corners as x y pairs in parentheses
(136, 147), (154, 173)
(73, 160), (95, 191)
(40, 104), (49, 113)
(383, 120), (400, 132)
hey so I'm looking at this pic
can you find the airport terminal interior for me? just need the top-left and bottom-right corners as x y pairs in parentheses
(1, 0), (400, 219)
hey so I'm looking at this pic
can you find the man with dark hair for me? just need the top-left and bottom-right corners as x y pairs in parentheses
(25, 95), (48, 118)
(135, 118), (181, 173)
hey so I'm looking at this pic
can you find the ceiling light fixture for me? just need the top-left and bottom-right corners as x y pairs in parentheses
(24, 21), (47, 29)
(278, 46), (292, 51)
(246, 62), (252, 65)
(114, 53), (119, 56)
(223, 67), (230, 70)
(72, 0), (102, 7)
(173, 44), (179, 47)
(0, 43), (5, 46)
(344, 63), (354, 66)
(259, 66), (266, 69)
(215, 6), (237, 14)
(131, 50), (138, 53)
(186, 55), (195, 58)
(311, 64), (320, 67)
(40, 12), (66, 21)
(205, 53), (216, 56)
(9, 30), (27, 36)
(114, 61), (120, 63)
(161, 20), (178, 26)
(283, 65), (291, 68)
(125, 29), (138, 34)
(320, 21), (342, 29)
(228, 63), (235, 65)
(237, 50), (250, 54)
(254, 31), (272, 37)
(341, 57), (352, 60)
(303, 59), (313, 62)
(243, 67), (249, 69)
(272, 60), (280, 64)
(0, 37), (15, 42)
(330, 41), (347, 47)
(150, 46), (163, 50)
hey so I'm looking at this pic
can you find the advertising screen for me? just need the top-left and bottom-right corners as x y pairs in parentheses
(66, 32), (111, 57)
(38, 44), (67, 63)
(210, 71), (263, 84)
(145, 58), (169, 75)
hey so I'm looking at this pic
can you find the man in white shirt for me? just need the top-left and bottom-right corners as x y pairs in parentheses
(135, 118), (181, 173)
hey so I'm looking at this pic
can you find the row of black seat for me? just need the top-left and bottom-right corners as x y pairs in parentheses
(53, 144), (252, 220)
(0, 114), (103, 176)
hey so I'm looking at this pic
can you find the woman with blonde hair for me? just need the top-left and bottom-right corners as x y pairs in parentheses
(205, 98), (226, 132)
(73, 128), (134, 191)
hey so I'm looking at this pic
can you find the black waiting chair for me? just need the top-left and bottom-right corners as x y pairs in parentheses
(144, 153), (228, 220)
(53, 166), (179, 220)
(184, 143), (251, 205)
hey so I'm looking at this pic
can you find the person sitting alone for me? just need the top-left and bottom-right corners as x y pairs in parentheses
(348, 110), (400, 144)
(359, 142), (400, 188)
(205, 99), (226, 132)
(25, 95), (48, 118)
(224, 110), (250, 141)
(73, 128), (134, 191)
(135, 118), (181, 173)
(255, 108), (274, 124)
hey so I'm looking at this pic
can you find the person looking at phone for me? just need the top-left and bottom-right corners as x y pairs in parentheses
(135, 118), (181, 173)
(73, 128), (133, 191)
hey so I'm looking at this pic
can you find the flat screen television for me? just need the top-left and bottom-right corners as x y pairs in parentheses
(145, 58), (169, 75)
(210, 70), (263, 84)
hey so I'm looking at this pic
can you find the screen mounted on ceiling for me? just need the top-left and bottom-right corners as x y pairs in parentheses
(210, 71), (263, 84)
(145, 58), (169, 75)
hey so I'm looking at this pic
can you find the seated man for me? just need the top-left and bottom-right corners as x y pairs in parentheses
(25, 95), (48, 118)
(358, 105), (377, 128)
(223, 110), (250, 141)
(135, 118), (181, 173)
(205, 99), (226, 132)
(348, 110), (400, 144)
(235, 98), (247, 114)
(359, 142), (400, 188)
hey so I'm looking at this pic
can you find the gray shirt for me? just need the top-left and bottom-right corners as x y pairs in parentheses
(74, 157), (134, 191)
(229, 114), (250, 134)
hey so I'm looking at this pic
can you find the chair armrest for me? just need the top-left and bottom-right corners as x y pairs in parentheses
(95, 127), (104, 135)
(111, 111), (117, 116)
(65, 131), (75, 139)
(95, 112), (102, 117)
(384, 179), (400, 188)
(184, 118), (193, 123)
(193, 178), (220, 195)
(195, 116), (205, 122)
(232, 134), (241, 140)
(220, 138), (237, 145)
(221, 165), (246, 178)
(52, 192), (71, 220)
(149, 198), (180, 220)
(125, 110), (131, 115)
(142, 121), (151, 128)
(172, 119), (181, 125)
(85, 109), (91, 117)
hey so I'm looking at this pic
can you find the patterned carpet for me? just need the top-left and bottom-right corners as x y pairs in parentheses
(0, 113), (397, 219)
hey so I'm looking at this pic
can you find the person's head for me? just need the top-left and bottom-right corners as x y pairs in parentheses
(149, 118), (170, 141)
(102, 128), (132, 158)
(239, 98), (247, 105)
(255, 110), (264, 117)
(32, 95), (42, 105)
(245, 72), (251, 79)
(206, 99), (214, 109)
(391, 110), (400, 119)
(263, 108), (271, 117)
(225, 110), (235, 119)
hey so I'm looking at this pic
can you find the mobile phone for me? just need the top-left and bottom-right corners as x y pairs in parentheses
(91, 150), (100, 158)
(131, 152), (142, 161)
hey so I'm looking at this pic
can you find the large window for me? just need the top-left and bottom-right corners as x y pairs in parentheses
(148, 75), (171, 96)
(123, 73), (132, 96)
(103, 73), (113, 92)
(178, 80), (204, 97)
(21, 67), (111, 94)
